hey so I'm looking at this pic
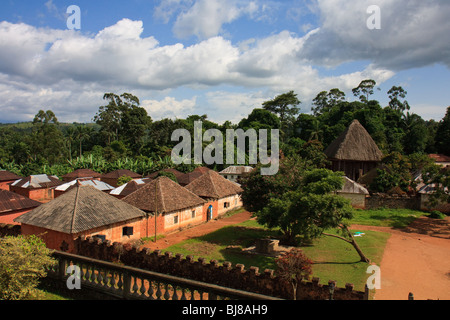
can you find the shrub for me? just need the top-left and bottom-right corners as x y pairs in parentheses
(0, 235), (56, 300)
(428, 210), (446, 219)
(275, 248), (313, 300)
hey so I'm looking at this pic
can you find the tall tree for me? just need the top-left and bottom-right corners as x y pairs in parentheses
(435, 107), (450, 156)
(263, 91), (301, 123)
(387, 86), (411, 113)
(352, 79), (377, 103)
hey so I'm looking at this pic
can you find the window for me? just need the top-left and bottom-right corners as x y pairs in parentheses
(174, 216), (179, 224)
(192, 210), (196, 219)
(122, 226), (133, 236)
(224, 202), (230, 208)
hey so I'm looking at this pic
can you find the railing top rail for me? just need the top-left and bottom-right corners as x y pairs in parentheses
(53, 251), (283, 301)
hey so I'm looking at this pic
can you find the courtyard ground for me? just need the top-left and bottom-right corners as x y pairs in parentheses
(141, 210), (450, 301)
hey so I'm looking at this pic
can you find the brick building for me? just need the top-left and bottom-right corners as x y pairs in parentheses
(9, 174), (63, 202)
(0, 189), (41, 225)
(0, 170), (22, 191)
(15, 184), (147, 253)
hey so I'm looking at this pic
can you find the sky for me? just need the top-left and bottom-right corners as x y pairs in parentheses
(0, 0), (449, 125)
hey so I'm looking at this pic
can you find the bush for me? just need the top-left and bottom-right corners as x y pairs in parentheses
(0, 235), (56, 300)
(275, 248), (313, 300)
(428, 210), (447, 219)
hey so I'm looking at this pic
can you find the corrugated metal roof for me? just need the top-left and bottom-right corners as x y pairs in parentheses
(11, 175), (63, 189)
(0, 189), (41, 214)
(110, 178), (150, 196)
(219, 166), (254, 175)
(0, 170), (22, 182)
(337, 177), (369, 195)
(55, 179), (115, 192)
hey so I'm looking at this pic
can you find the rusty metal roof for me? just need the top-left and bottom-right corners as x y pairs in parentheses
(0, 170), (22, 182)
(10, 174), (63, 189)
(0, 189), (42, 214)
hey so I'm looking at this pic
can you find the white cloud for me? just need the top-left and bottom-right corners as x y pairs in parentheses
(141, 96), (197, 119)
(301, 0), (450, 70)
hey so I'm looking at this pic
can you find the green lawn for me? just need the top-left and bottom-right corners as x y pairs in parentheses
(347, 208), (426, 228)
(162, 214), (393, 294)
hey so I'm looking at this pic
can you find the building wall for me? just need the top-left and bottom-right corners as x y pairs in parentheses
(9, 187), (54, 203)
(0, 208), (34, 225)
(21, 217), (145, 253)
(0, 181), (15, 191)
(337, 192), (366, 209)
(217, 194), (243, 216)
(163, 205), (204, 233)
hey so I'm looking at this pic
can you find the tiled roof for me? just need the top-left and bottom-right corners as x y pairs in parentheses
(101, 169), (142, 179)
(0, 170), (22, 182)
(429, 154), (450, 162)
(14, 184), (146, 234)
(62, 169), (102, 180)
(185, 170), (243, 199)
(122, 176), (205, 214)
(146, 168), (186, 182)
(0, 189), (41, 214)
(10, 174), (63, 189)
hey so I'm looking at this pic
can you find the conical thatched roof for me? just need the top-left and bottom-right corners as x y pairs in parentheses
(14, 184), (145, 234)
(325, 120), (383, 162)
(122, 176), (205, 214)
(185, 170), (243, 199)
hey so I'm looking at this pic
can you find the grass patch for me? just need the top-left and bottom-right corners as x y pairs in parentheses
(301, 229), (390, 292)
(348, 208), (426, 228)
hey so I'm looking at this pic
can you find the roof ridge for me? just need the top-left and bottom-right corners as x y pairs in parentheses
(207, 171), (220, 198)
(70, 184), (81, 233)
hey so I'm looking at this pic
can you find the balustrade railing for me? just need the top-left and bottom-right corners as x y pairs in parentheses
(47, 251), (282, 301)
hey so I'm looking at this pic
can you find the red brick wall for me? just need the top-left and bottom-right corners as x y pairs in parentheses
(0, 181), (15, 191)
(9, 187), (54, 203)
(0, 208), (33, 225)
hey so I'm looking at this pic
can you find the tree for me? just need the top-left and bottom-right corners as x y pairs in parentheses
(352, 79), (377, 103)
(387, 86), (411, 113)
(275, 249), (313, 300)
(435, 107), (450, 155)
(256, 169), (370, 262)
(263, 91), (301, 123)
(0, 235), (56, 300)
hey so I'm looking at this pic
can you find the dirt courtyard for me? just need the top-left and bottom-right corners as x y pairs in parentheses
(141, 210), (450, 300)
(352, 216), (450, 300)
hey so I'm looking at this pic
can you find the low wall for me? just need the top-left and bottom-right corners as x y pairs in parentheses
(74, 236), (368, 300)
(365, 194), (421, 210)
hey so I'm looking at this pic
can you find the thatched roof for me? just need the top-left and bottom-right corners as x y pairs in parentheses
(122, 176), (205, 214)
(62, 169), (102, 180)
(0, 189), (41, 214)
(14, 185), (145, 234)
(0, 170), (22, 182)
(325, 120), (383, 162)
(185, 170), (243, 199)
(101, 169), (141, 179)
(10, 174), (63, 189)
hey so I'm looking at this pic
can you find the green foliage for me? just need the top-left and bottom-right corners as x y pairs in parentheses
(255, 169), (353, 245)
(428, 210), (447, 219)
(117, 175), (133, 186)
(435, 107), (450, 155)
(0, 235), (56, 300)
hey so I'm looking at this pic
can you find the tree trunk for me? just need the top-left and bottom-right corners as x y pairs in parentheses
(323, 227), (371, 263)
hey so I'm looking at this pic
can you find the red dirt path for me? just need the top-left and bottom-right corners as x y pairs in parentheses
(351, 216), (450, 300)
(141, 210), (450, 300)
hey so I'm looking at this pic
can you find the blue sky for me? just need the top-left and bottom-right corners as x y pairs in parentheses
(0, 0), (449, 124)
